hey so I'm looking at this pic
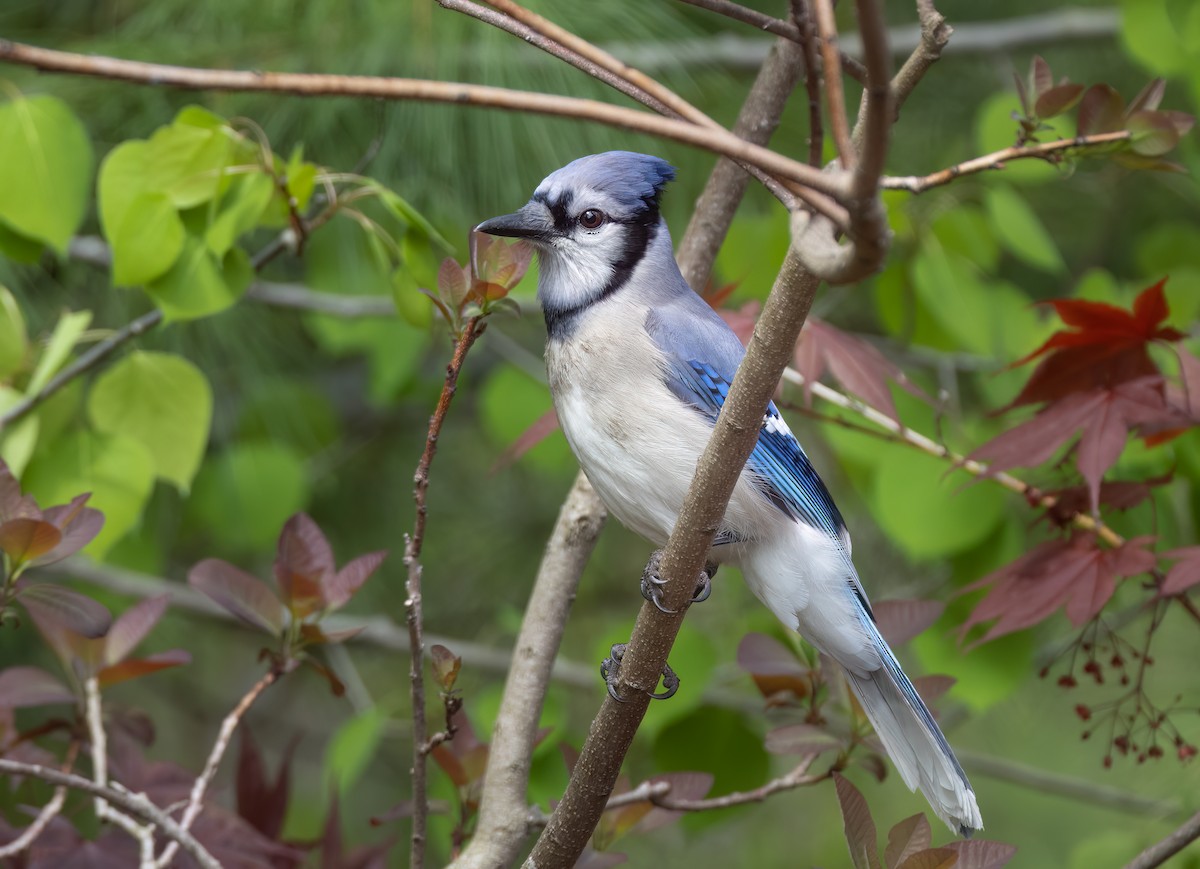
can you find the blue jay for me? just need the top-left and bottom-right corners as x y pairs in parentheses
(476, 151), (982, 836)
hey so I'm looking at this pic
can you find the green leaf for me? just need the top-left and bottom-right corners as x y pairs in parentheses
(0, 285), (27, 380)
(376, 186), (455, 254)
(0, 387), (39, 476)
(1120, 0), (1190, 76)
(972, 94), (1056, 184)
(391, 267), (433, 329)
(22, 430), (155, 558)
(109, 192), (186, 286)
(930, 205), (999, 273)
(87, 351), (213, 492)
(205, 171), (276, 257)
(983, 186), (1066, 274)
(325, 707), (387, 796)
(0, 95), (93, 254)
(479, 365), (573, 472)
(188, 442), (309, 552)
(144, 237), (251, 321)
(25, 310), (92, 396)
(285, 146), (317, 212)
(652, 706), (768, 803)
(870, 448), (1007, 560)
(0, 221), (45, 263)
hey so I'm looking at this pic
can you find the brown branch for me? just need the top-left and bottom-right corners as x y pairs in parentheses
(676, 36), (805, 291)
(528, 249), (821, 867)
(678, 0), (802, 41)
(403, 315), (487, 868)
(623, 756), (827, 812)
(793, 0), (825, 168)
(448, 472), (607, 869)
(0, 759), (219, 869)
(889, 0), (952, 118)
(1123, 810), (1200, 869)
(813, 0), (853, 170)
(436, 0), (673, 116)
(152, 669), (279, 868)
(881, 130), (1134, 193)
(0, 39), (846, 212)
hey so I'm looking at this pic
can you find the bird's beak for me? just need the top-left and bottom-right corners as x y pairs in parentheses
(474, 202), (551, 240)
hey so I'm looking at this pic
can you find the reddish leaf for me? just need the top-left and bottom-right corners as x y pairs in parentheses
(736, 632), (810, 701)
(633, 771), (714, 833)
(1161, 547), (1200, 596)
(1077, 83), (1125, 135)
(856, 752), (889, 783)
(31, 495), (104, 566)
(1030, 56), (1053, 100)
(431, 742), (469, 788)
(237, 727), (298, 840)
(601, 799), (654, 844)
(718, 300), (760, 346)
(274, 513), (334, 617)
(1129, 110), (1183, 156)
(885, 813), (931, 869)
(491, 406), (560, 472)
(943, 839), (1018, 868)
(895, 849), (957, 869)
(912, 675), (956, 708)
(576, 849), (628, 869)
(765, 723), (843, 756)
(324, 550), (387, 611)
(189, 558), (284, 635)
(1128, 78), (1166, 115)
(559, 741), (580, 775)
(962, 535), (1156, 644)
(0, 518), (62, 564)
(98, 649), (190, 688)
(0, 459), (39, 523)
(873, 600), (945, 647)
(1035, 83), (1084, 119)
(304, 657), (345, 697)
(18, 582), (112, 640)
(703, 280), (741, 309)
(1174, 347), (1200, 417)
(833, 772), (881, 869)
(794, 318), (927, 422)
(0, 666), (74, 708)
(103, 594), (169, 666)
(300, 622), (367, 645)
(429, 644), (461, 692)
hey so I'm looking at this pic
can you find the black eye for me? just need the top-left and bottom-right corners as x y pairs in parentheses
(578, 209), (605, 229)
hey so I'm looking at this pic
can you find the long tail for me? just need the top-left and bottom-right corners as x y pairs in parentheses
(842, 622), (983, 837)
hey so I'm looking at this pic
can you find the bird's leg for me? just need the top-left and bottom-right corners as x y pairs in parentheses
(600, 643), (680, 702)
(639, 550), (719, 614)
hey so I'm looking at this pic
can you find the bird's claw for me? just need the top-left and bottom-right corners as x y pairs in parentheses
(639, 551), (718, 614)
(600, 643), (680, 702)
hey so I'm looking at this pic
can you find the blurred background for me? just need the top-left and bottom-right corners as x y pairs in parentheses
(0, 0), (1197, 865)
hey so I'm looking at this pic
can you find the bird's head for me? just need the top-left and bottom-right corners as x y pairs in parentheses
(475, 151), (676, 328)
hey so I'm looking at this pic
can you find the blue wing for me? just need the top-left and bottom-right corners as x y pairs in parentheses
(669, 358), (847, 539)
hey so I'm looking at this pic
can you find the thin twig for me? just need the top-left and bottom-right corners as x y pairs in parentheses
(0, 309), (163, 431)
(0, 741), (80, 859)
(1123, 810), (1200, 869)
(0, 758), (220, 869)
(813, 0), (853, 169)
(793, 0), (825, 168)
(86, 677), (157, 866)
(152, 669), (279, 868)
(678, 0), (802, 41)
(448, 472), (607, 869)
(882, 130), (1134, 193)
(888, 0), (952, 118)
(404, 315), (487, 869)
(0, 40), (847, 211)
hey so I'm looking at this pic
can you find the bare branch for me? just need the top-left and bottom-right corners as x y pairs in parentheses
(676, 36), (805, 291)
(0, 758), (219, 869)
(245, 281), (396, 316)
(152, 670), (279, 868)
(889, 0), (952, 117)
(881, 130), (1134, 193)
(792, 0), (825, 168)
(0, 308), (163, 432)
(813, 0), (853, 169)
(0, 39), (846, 209)
(528, 249), (821, 867)
(677, 0), (801, 41)
(0, 742), (79, 859)
(404, 315), (488, 867)
(449, 472), (606, 869)
(1123, 810), (1200, 869)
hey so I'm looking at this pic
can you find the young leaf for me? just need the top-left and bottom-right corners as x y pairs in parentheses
(237, 727), (299, 840)
(323, 550), (387, 611)
(0, 665), (75, 708)
(736, 632), (810, 701)
(764, 723), (843, 756)
(32, 493), (105, 567)
(1034, 84), (1084, 120)
(943, 838), (1018, 868)
(873, 600), (945, 647)
(189, 558), (284, 635)
(19, 581), (112, 640)
(429, 644), (462, 692)
(0, 517), (62, 564)
(274, 513), (334, 617)
(884, 813), (931, 869)
(0, 458), (39, 522)
(103, 594), (170, 666)
(98, 649), (191, 688)
(633, 771), (714, 832)
(833, 772), (882, 869)
(1076, 84), (1125, 135)
(1161, 547), (1200, 595)
(895, 849), (957, 869)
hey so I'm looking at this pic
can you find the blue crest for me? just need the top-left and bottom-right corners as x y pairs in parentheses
(539, 151), (676, 215)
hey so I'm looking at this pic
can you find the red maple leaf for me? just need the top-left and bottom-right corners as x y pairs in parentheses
(1005, 277), (1184, 409)
(1161, 547), (1200, 596)
(961, 534), (1156, 645)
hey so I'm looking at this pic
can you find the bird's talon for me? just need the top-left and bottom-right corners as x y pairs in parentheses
(600, 642), (680, 701)
(650, 662), (680, 700)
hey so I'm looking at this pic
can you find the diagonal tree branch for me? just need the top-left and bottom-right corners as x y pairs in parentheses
(1123, 810), (1200, 869)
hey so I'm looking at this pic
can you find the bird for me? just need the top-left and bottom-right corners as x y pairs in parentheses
(476, 150), (983, 837)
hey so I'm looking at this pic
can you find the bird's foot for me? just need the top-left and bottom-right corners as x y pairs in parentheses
(600, 643), (680, 702)
(639, 550), (718, 614)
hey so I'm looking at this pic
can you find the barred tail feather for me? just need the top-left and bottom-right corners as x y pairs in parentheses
(842, 632), (983, 837)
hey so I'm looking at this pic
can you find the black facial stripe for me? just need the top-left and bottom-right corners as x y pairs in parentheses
(532, 190), (572, 234)
(543, 215), (659, 339)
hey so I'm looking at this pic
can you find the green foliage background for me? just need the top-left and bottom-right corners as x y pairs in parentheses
(0, 0), (1198, 865)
